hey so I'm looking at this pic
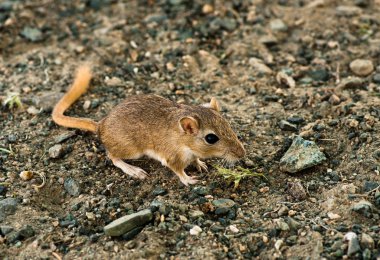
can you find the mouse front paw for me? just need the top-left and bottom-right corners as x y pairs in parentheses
(179, 174), (198, 186)
(194, 158), (208, 173)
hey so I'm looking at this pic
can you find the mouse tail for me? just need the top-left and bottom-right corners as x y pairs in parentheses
(52, 65), (98, 133)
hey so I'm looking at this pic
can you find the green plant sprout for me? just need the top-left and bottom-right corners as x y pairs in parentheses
(3, 92), (23, 109)
(213, 165), (267, 189)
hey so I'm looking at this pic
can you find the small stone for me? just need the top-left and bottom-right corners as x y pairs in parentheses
(189, 225), (202, 235)
(350, 59), (374, 77)
(64, 178), (81, 196)
(48, 144), (65, 159)
(18, 225), (35, 239)
(105, 77), (123, 87)
(275, 239), (283, 250)
(276, 219), (290, 231)
(192, 186), (210, 196)
(26, 106), (40, 115)
(352, 200), (373, 217)
(189, 210), (204, 219)
(104, 209), (152, 237)
(54, 131), (76, 144)
(19, 171), (33, 181)
(347, 236), (361, 256)
(373, 74), (380, 84)
(276, 71), (296, 88)
(362, 248), (371, 260)
(363, 181), (379, 192)
(202, 4), (213, 14)
(20, 27), (43, 42)
(336, 5), (362, 16)
(279, 120), (298, 132)
(83, 100), (91, 110)
(308, 68), (330, 82)
(360, 233), (374, 249)
(329, 94), (341, 105)
(0, 225), (13, 236)
(259, 35), (278, 46)
(249, 58), (273, 75)
(152, 187), (167, 196)
(287, 180), (307, 200)
(327, 212), (341, 220)
(278, 206), (288, 216)
(212, 199), (235, 208)
(287, 116), (305, 125)
(229, 225), (239, 233)
(337, 77), (365, 90)
(270, 19), (288, 32)
(280, 136), (326, 173)
(354, 0), (369, 7)
(0, 198), (18, 222)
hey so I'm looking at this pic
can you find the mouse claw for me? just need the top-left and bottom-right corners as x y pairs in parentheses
(179, 175), (198, 186)
(195, 159), (208, 173)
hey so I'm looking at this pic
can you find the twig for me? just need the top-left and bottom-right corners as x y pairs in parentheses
(52, 252), (62, 260)
(33, 172), (46, 190)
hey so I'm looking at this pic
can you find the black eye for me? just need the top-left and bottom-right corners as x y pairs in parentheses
(205, 134), (219, 144)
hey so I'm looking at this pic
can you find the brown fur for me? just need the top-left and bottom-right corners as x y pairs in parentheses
(52, 66), (246, 186)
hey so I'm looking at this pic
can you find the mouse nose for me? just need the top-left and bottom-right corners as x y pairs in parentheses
(232, 141), (246, 158)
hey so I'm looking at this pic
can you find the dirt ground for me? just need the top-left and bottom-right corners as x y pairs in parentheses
(1, 0), (380, 259)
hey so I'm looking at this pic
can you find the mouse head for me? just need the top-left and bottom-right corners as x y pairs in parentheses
(179, 98), (246, 163)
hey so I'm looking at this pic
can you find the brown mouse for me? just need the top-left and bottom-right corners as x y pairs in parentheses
(52, 66), (246, 186)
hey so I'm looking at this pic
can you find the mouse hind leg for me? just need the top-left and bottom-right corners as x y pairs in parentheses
(107, 153), (148, 179)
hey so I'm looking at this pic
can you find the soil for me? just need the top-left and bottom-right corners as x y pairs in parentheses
(1, 0), (380, 259)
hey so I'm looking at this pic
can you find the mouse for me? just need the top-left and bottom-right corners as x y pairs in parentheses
(52, 65), (246, 186)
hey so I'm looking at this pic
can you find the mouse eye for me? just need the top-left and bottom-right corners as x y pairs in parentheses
(205, 133), (219, 144)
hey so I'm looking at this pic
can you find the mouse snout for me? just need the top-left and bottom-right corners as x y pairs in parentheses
(231, 141), (246, 159)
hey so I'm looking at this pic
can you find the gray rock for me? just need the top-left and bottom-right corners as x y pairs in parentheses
(348, 236), (361, 256)
(104, 208), (152, 236)
(0, 225), (13, 235)
(20, 27), (43, 42)
(54, 131), (76, 144)
(360, 233), (374, 249)
(280, 136), (326, 173)
(192, 186), (210, 196)
(362, 248), (371, 260)
(270, 19), (288, 32)
(5, 231), (19, 244)
(152, 187), (167, 196)
(336, 5), (362, 16)
(18, 225), (35, 239)
(64, 178), (81, 196)
(0, 198), (18, 222)
(32, 92), (63, 112)
(259, 35), (278, 46)
(276, 219), (290, 231)
(212, 199), (235, 209)
(350, 59), (374, 77)
(287, 180), (307, 200)
(122, 226), (144, 241)
(363, 181), (379, 192)
(189, 210), (204, 219)
(373, 73), (380, 84)
(49, 144), (64, 159)
(249, 58), (273, 75)
(352, 200), (373, 217)
(279, 120), (298, 132)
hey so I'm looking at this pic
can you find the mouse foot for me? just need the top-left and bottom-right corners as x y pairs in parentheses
(178, 173), (198, 186)
(110, 156), (148, 179)
(194, 158), (208, 173)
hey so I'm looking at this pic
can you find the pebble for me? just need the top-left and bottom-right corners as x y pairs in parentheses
(336, 5), (362, 16)
(270, 19), (288, 32)
(360, 233), (374, 249)
(274, 239), (283, 250)
(373, 73), (380, 84)
(122, 226), (144, 241)
(64, 178), (81, 196)
(279, 120), (298, 132)
(18, 225), (35, 239)
(54, 131), (76, 144)
(229, 225), (239, 233)
(202, 4), (213, 14)
(105, 77), (123, 87)
(20, 27), (43, 42)
(48, 144), (65, 159)
(189, 225), (202, 236)
(259, 35), (278, 46)
(0, 198), (18, 221)
(0, 225), (13, 235)
(193, 186), (210, 196)
(104, 208), (152, 236)
(152, 187), (167, 196)
(308, 68), (330, 82)
(276, 71), (295, 88)
(362, 181), (379, 192)
(189, 210), (204, 219)
(19, 171), (33, 181)
(347, 236), (361, 256)
(280, 136), (326, 173)
(248, 58), (273, 75)
(287, 116), (305, 125)
(349, 59), (374, 77)
(276, 219), (290, 231)
(287, 180), (307, 200)
(337, 77), (364, 90)
(352, 200), (373, 217)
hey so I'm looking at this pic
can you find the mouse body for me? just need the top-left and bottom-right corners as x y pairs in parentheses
(52, 66), (245, 186)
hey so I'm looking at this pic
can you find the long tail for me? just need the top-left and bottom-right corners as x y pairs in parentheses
(52, 65), (98, 133)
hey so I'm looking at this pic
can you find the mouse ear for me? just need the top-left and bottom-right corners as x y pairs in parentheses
(201, 97), (221, 112)
(180, 117), (199, 135)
